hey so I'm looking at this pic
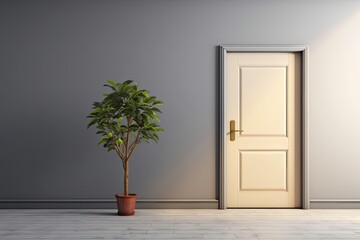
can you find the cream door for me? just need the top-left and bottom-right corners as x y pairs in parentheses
(226, 53), (301, 208)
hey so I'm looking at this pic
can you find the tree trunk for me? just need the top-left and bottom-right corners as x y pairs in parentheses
(124, 160), (129, 196)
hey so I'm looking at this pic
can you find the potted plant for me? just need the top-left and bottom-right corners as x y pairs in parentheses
(87, 80), (163, 215)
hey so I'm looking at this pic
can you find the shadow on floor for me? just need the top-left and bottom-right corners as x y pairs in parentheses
(76, 211), (118, 216)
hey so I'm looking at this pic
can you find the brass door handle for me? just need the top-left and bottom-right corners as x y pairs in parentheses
(230, 120), (243, 141)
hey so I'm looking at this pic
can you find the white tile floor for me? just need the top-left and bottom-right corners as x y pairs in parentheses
(1, 209), (360, 239)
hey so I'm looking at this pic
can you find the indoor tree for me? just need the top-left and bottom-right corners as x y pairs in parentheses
(87, 80), (163, 196)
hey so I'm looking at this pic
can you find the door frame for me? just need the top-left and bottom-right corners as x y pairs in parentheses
(219, 45), (310, 209)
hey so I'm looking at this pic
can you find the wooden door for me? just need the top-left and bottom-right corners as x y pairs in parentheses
(226, 53), (301, 208)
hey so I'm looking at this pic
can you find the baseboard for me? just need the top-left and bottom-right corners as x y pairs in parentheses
(0, 199), (219, 209)
(310, 199), (360, 209)
(4, 198), (359, 209)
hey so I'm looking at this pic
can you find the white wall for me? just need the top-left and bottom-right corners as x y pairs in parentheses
(309, 5), (360, 207)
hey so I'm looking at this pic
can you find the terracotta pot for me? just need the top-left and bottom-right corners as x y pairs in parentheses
(115, 194), (137, 216)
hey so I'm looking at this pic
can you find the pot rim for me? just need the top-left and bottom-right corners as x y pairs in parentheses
(115, 193), (137, 198)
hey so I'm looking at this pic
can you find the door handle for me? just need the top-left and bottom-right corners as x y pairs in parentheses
(230, 120), (243, 141)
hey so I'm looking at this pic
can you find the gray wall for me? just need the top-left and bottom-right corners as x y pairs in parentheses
(1, 0), (360, 208)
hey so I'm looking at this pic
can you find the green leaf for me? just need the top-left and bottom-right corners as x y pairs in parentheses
(97, 135), (109, 145)
(87, 119), (98, 129)
(123, 80), (133, 85)
(107, 80), (117, 87)
(155, 127), (164, 132)
(116, 138), (123, 145)
(144, 96), (156, 103)
(153, 100), (164, 105)
(151, 113), (160, 122)
(151, 107), (162, 113)
(103, 84), (115, 91)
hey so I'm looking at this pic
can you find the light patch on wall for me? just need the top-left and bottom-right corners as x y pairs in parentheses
(310, 8), (360, 199)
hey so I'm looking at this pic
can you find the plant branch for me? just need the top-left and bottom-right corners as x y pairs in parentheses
(127, 130), (141, 161)
(114, 144), (126, 169)
(114, 141), (125, 160)
(129, 130), (140, 151)
(125, 117), (132, 160)
(120, 132), (125, 153)
(107, 125), (125, 160)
